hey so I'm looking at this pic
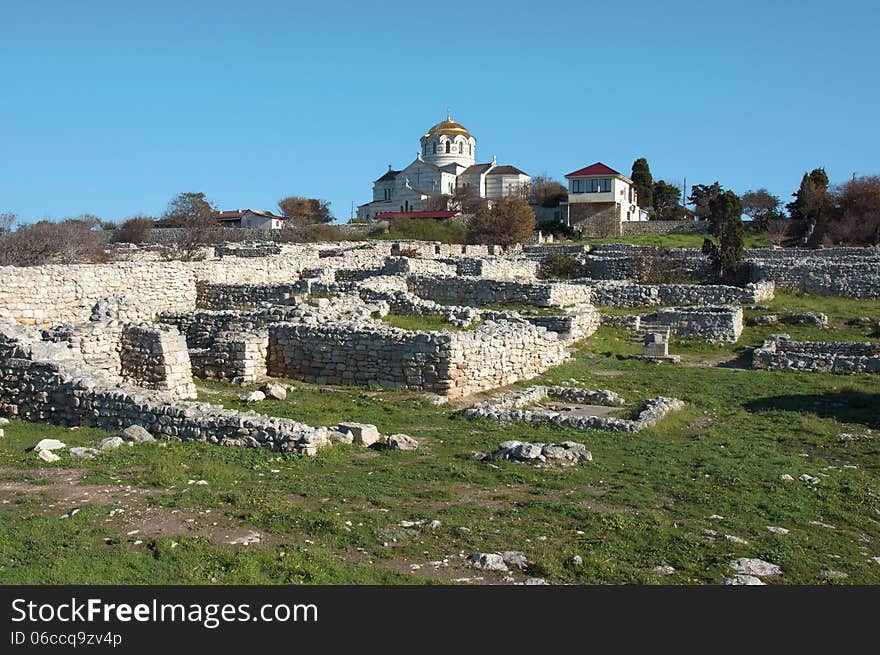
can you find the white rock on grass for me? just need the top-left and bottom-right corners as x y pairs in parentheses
(34, 438), (66, 453)
(0, 428), (4, 438)
(97, 436), (124, 451)
(0, 417), (9, 425)
(724, 574), (766, 585)
(468, 553), (508, 572)
(123, 425), (155, 442)
(387, 434), (419, 451)
(37, 449), (60, 463)
(654, 565), (676, 576)
(767, 526), (790, 535)
(69, 447), (99, 460)
(329, 430), (354, 445)
(779, 474), (795, 481)
(337, 422), (381, 447)
(730, 558), (783, 577)
(501, 551), (528, 570)
(262, 383), (287, 401)
(243, 390), (266, 403)
(820, 570), (848, 580)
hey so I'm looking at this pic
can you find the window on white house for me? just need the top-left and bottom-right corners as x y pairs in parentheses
(446, 141), (451, 153)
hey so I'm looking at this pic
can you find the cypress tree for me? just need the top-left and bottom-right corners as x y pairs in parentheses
(630, 158), (654, 209)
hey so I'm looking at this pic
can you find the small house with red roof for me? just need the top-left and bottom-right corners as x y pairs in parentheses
(564, 162), (646, 233)
(216, 209), (286, 230)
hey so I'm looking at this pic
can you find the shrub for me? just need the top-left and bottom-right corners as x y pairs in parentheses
(113, 216), (155, 244)
(386, 217), (469, 244)
(0, 218), (108, 266)
(539, 252), (580, 279)
(277, 224), (349, 243)
(467, 197), (535, 246)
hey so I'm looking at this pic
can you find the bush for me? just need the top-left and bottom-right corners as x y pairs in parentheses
(467, 197), (536, 246)
(536, 219), (577, 240)
(0, 218), (108, 266)
(277, 224), (350, 243)
(539, 252), (580, 279)
(386, 217), (469, 244)
(631, 248), (691, 284)
(113, 216), (155, 244)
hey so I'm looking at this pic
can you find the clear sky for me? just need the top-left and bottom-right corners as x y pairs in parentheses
(1, 0), (877, 224)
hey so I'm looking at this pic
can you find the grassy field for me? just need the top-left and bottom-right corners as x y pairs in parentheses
(575, 232), (771, 249)
(0, 291), (878, 585)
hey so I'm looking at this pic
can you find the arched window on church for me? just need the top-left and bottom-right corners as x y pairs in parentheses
(469, 143), (472, 155)
(432, 142), (437, 155)
(445, 141), (451, 154)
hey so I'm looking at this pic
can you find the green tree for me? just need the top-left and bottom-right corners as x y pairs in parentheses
(158, 192), (217, 227)
(467, 197), (536, 246)
(701, 189), (744, 279)
(631, 158), (653, 208)
(787, 168), (832, 242)
(652, 180), (687, 220)
(277, 196), (333, 225)
(688, 182), (722, 219)
(529, 174), (568, 208)
(741, 188), (783, 230)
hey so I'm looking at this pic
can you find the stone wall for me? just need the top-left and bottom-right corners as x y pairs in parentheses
(0, 320), (328, 455)
(620, 220), (708, 235)
(189, 330), (269, 384)
(266, 318), (567, 397)
(196, 281), (308, 309)
(455, 257), (539, 279)
(406, 275), (591, 308)
(640, 306), (744, 342)
(119, 325), (197, 399)
(752, 335), (880, 373)
(583, 281), (775, 308)
(747, 257), (880, 299)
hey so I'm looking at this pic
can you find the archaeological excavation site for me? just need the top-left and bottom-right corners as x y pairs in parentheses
(0, 239), (878, 585)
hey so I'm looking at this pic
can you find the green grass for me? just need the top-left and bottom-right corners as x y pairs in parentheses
(0, 291), (878, 585)
(565, 231), (771, 249)
(378, 313), (461, 331)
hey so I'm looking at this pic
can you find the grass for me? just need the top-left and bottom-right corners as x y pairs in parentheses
(0, 291), (878, 585)
(563, 232), (771, 249)
(378, 313), (462, 331)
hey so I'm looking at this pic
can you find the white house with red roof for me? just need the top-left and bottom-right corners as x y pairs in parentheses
(356, 112), (530, 221)
(564, 162), (647, 231)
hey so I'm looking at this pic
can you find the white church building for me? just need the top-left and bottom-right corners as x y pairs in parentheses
(356, 113), (530, 221)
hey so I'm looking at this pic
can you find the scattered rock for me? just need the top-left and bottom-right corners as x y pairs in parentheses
(229, 530), (261, 546)
(493, 439), (592, 465)
(398, 519), (441, 529)
(820, 569), (848, 580)
(810, 520), (837, 529)
(521, 578), (549, 585)
(386, 434), (419, 451)
(0, 428), (4, 438)
(97, 436), (124, 451)
(337, 422), (381, 447)
(729, 558), (782, 577)
(837, 432), (870, 443)
(724, 575), (766, 585)
(779, 474), (795, 481)
(767, 526), (790, 535)
(37, 449), (60, 462)
(798, 473), (820, 485)
(329, 430), (354, 445)
(60, 508), (80, 519)
(425, 394), (448, 406)
(69, 447), (99, 460)
(501, 551), (528, 570)
(654, 565), (676, 576)
(468, 552), (508, 572)
(262, 383), (287, 401)
(122, 425), (155, 442)
(243, 390), (265, 403)
(781, 311), (828, 328)
(0, 417), (9, 425)
(567, 555), (583, 568)
(752, 314), (779, 326)
(33, 438), (66, 453)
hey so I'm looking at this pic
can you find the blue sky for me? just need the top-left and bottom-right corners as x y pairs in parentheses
(1, 0), (877, 224)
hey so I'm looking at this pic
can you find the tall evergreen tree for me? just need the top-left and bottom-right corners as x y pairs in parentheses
(630, 158), (654, 209)
(786, 168), (831, 242)
(701, 189), (744, 279)
(652, 180), (686, 220)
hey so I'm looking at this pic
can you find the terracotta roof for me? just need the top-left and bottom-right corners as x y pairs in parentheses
(487, 165), (528, 176)
(375, 210), (460, 220)
(216, 209), (284, 222)
(565, 162), (622, 178)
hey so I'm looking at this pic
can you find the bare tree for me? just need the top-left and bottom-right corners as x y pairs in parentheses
(0, 212), (16, 233)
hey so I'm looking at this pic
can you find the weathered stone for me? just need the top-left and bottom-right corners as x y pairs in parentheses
(123, 425), (155, 442)
(337, 422), (381, 447)
(37, 449), (60, 462)
(69, 447), (99, 460)
(729, 558), (783, 577)
(243, 390), (266, 403)
(262, 383), (287, 401)
(34, 438), (66, 452)
(386, 434), (419, 451)
(724, 574), (766, 585)
(468, 552), (508, 572)
(98, 436), (124, 451)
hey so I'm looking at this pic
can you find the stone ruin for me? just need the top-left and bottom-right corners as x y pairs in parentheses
(0, 238), (874, 455)
(753, 334), (880, 373)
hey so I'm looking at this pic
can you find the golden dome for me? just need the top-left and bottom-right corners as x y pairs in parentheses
(425, 113), (472, 139)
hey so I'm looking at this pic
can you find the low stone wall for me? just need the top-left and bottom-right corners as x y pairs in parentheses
(266, 318), (567, 397)
(455, 257), (539, 279)
(119, 325), (197, 399)
(641, 306), (744, 342)
(620, 220), (708, 235)
(196, 281), (308, 309)
(189, 331), (269, 384)
(406, 275), (591, 308)
(752, 335), (880, 373)
(583, 281), (775, 308)
(462, 385), (684, 433)
(0, 320), (328, 454)
(517, 306), (601, 343)
(214, 243), (283, 257)
(748, 258), (880, 299)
